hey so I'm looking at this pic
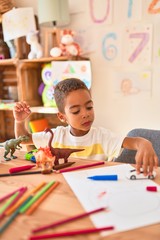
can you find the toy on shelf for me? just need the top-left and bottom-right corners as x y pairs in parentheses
(0, 135), (29, 161)
(38, 63), (57, 107)
(45, 128), (84, 165)
(29, 118), (49, 133)
(50, 29), (82, 58)
(26, 30), (43, 59)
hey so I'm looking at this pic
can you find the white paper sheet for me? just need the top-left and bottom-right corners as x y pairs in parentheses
(63, 164), (160, 236)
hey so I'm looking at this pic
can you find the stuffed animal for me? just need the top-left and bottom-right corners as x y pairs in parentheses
(26, 30), (43, 59)
(50, 29), (81, 57)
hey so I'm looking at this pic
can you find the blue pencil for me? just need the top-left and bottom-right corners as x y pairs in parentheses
(87, 175), (118, 181)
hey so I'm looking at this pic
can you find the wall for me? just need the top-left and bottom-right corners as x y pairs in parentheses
(14, 0), (160, 135)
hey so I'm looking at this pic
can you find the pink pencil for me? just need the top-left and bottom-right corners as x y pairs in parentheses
(56, 161), (105, 173)
(29, 226), (114, 239)
(32, 207), (106, 233)
(0, 187), (25, 203)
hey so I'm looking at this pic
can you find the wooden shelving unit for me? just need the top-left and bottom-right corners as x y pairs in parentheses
(0, 56), (69, 142)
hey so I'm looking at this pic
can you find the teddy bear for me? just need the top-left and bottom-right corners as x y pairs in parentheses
(26, 30), (43, 59)
(50, 29), (81, 57)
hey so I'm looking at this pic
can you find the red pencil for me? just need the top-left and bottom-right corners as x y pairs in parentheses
(56, 161), (105, 173)
(9, 164), (36, 174)
(32, 207), (106, 233)
(29, 226), (114, 239)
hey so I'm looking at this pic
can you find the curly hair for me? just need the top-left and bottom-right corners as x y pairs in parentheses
(54, 78), (90, 113)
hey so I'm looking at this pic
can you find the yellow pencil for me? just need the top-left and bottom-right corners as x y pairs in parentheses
(26, 181), (60, 215)
(5, 182), (46, 216)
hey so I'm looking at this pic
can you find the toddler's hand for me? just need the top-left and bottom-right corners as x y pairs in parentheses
(135, 138), (158, 175)
(13, 101), (31, 122)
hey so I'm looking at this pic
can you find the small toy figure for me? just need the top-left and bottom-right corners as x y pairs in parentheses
(26, 30), (43, 59)
(34, 147), (55, 171)
(45, 128), (84, 165)
(50, 29), (82, 57)
(0, 135), (29, 161)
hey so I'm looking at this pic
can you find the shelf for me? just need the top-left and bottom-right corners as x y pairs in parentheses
(21, 56), (69, 63)
(0, 56), (89, 66)
(30, 106), (58, 114)
(0, 58), (18, 66)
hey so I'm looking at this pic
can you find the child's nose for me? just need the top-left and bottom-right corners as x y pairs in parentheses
(81, 109), (89, 118)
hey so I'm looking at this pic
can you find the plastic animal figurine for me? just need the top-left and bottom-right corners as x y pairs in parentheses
(26, 30), (43, 59)
(0, 135), (29, 161)
(34, 147), (55, 171)
(44, 128), (84, 165)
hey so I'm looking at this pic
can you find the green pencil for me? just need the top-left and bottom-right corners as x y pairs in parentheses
(0, 192), (19, 215)
(19, 180), (55, 213)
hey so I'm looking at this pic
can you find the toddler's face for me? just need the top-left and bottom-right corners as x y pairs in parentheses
(63, 89), (94, 136)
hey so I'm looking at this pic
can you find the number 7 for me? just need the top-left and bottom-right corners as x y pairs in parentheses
(128, 33), (149, 63)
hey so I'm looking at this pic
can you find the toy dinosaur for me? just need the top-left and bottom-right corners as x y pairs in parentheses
(0, 135), (29, 161)
(44, 128), (84, 165)
(34, 147), (55, 171)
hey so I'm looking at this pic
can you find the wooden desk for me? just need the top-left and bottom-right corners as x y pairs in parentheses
(0, 149), (160, 240)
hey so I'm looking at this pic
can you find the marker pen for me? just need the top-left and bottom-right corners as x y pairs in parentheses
(87, 175), (118, 181)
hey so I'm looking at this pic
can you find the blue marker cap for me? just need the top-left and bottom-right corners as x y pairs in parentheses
(87, 175), (118, 181)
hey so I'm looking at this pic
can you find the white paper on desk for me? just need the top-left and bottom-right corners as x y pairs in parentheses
(63, 164), (160, 236)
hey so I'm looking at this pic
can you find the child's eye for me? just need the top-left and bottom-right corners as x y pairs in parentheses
(72, 110), (80, 115)
(87, 106), (93, 110)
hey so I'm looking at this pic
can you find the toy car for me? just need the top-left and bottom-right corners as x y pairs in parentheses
(25, 149), (38, 163)
(126, 169), (156, 180)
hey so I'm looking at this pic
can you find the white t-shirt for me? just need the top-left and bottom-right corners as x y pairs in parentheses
(32, 126), (124, 161)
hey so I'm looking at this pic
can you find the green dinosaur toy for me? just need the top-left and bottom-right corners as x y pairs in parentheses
(0, 135), (29, 161)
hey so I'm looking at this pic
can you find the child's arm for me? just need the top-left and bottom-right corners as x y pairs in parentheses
(13, 101), (33, 145)
(122, 137), (159, 175)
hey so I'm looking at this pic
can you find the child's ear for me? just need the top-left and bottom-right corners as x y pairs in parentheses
(57, 112), (66, 123)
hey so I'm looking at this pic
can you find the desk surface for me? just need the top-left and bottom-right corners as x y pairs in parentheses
(0, 149), (160, 240)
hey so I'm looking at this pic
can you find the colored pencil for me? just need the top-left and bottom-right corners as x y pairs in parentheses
(19, 180), (55, 213)
(0, 195), (33, 234)
(53, 161), (75, 170)
(0, 162), (76, 178)
(2, 187), (27, 217)
(56, 161), (105, 173)
(0, 187), (26, 216)
(0, 170), (50, 177)
(0, 187), (25, 203)
(0, 192), (19, 218)
(9, 164), (36, 173)
(26, 181), (60, 215)
(29, 226), (114, 239)
(6, 182), (46, 216)
(32, 207), (106, 233)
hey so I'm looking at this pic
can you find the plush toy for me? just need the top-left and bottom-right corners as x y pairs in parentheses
(26, 30), (43, 59)
(50, 29), (81, 57)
